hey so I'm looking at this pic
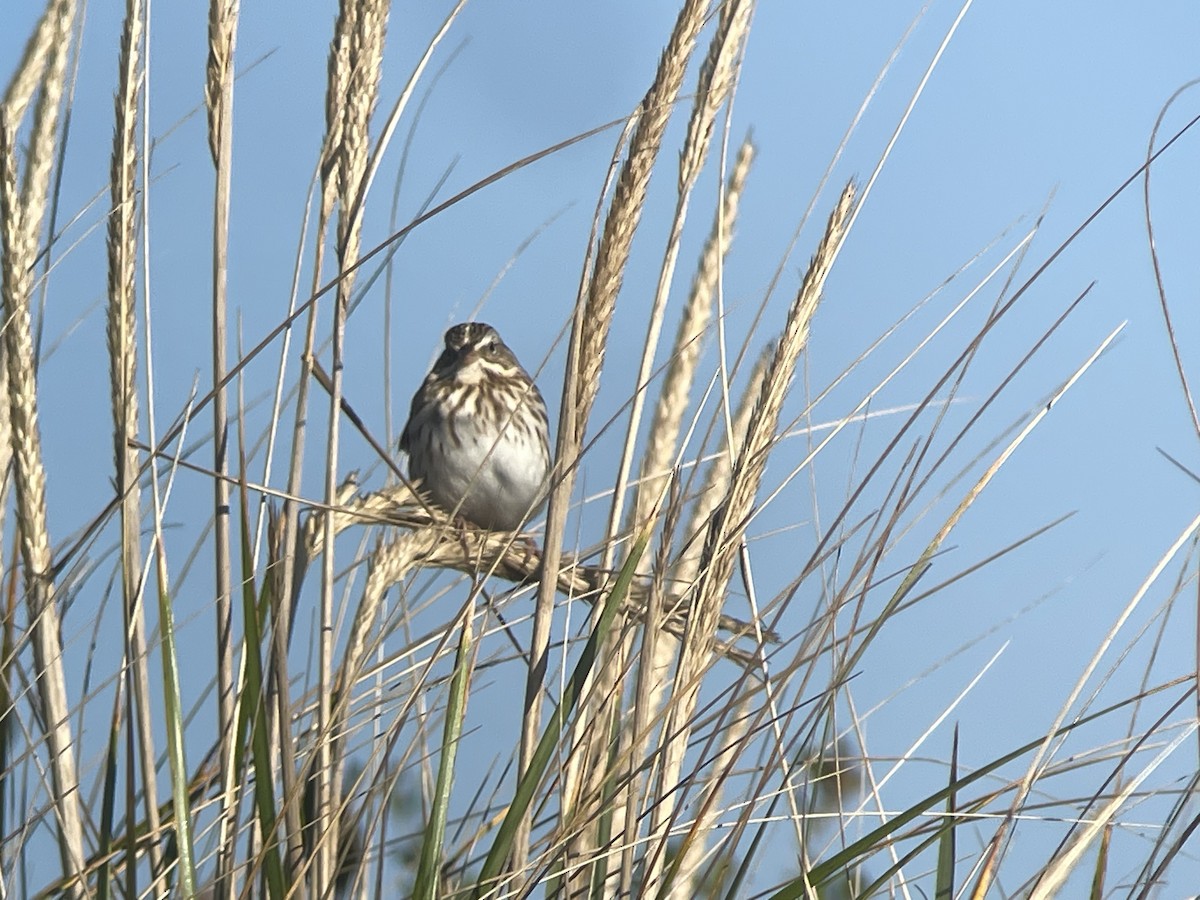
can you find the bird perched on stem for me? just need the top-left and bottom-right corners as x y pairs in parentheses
(400, 322), (551, 531)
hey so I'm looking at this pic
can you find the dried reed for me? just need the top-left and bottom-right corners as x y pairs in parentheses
(204, 0), (240, 890)
(0, 3), (85, 896)
(644, 181), (856, 892)
(105, 0), (166, 890)
(523, 0), (712, 884)
(317, 1), (388, 892)
(574, 6), (755, 887)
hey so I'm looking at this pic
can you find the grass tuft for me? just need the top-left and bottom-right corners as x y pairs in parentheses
(2, 3), (1193, 899)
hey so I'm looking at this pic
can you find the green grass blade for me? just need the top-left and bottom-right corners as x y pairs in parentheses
(935, 725), (959, 899)
(473, 528), (650, 896)
(412, 593), (478, 899)
(95, 692), (122, 900)
(152, 544), (198, 896)
(237, 477), (287, 898)
(1089, 821), (1110, 899)
(769, 684), (1189, 899)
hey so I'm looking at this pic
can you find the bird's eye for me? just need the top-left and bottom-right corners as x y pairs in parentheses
(486, 340), (498, 355)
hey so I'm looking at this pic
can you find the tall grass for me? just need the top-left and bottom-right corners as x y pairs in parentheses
(2, 1), (1198, 898)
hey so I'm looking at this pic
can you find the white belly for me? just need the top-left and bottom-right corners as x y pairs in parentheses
(409, 410), (546, 531)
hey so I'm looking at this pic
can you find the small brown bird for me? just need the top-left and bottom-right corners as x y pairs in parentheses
(400, 322), (550, 531)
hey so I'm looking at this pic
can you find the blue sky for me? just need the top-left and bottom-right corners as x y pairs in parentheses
(7, 1), (1200, 893)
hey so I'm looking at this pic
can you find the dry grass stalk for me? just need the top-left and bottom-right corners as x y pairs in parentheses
(317, 474), (434, 716)
(530, 0), (711, 883)
(633, 137), (756, 547)
(0, 3), (85, 891)
(0, 315), (10, 533)
(204, 0), (241, 887)
(679, 0), (753, 189)
(587, 2), (752, 829)
(616, 471), (683, 891)
(12, 5), (72, 222)
(271, 1), (352, 875)
(630, 340), (771, 890)
(674, 339), (772, 590)
(319, 3), (353, 217)
(574, 0), (710, 437)
(106, 0), (164, 885)
(666, 692), (754, 900)
(109, 2), (142, 488)
(1, 9), (58, 121)
(0, 149), (86, 893)
(299, 483), (770, 660)
(603, 129), (756, 898)
(345, 531), (441, 680)
(636, 343), (770, 893)
(0, 7), (45, 593)
(16, 1), (74, 219)
(331, 0), (387, 274)
(645, 181), (856, 887)
(205, 0), (238, 163)
(692, 179), (855, 645)
(314, 1), (360, 897)
(606, 0), (752, 557)
(276, 8), (373, 879)
(317, 2), (388, 890)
